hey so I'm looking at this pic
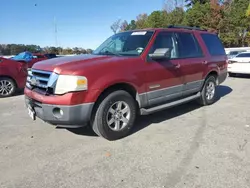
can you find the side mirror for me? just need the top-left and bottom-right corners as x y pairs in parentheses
(148, 48), (171, 60)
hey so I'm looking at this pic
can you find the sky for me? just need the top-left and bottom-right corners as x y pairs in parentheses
(0, 0), (167, 50)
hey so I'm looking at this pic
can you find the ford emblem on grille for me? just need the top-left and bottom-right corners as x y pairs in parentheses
(30, 77), (40, 86)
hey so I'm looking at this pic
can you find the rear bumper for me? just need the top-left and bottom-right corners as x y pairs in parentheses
(25, 96), (94, 128)
(218, 71), (227, 84)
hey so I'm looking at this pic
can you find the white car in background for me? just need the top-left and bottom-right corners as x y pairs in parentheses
(228, 52), (250, 76)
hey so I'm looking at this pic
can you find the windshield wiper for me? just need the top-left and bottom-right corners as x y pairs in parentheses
(99, 49), (122, 56)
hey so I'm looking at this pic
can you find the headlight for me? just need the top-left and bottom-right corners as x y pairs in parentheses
(55, 75), (88, 94)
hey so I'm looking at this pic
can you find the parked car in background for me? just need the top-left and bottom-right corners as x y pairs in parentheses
(44, 53), (57, 59)
(0, 52), (57, 97)
(228, 51), (250, 62)
(228, 52), (250, 76)
(227, 50), (246, 59)
(0, 57), (28, 97)
(24, 26), (227, 140)
(11, 52), (57, 68)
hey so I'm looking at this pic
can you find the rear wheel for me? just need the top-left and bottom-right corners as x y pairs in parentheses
(198, 76), (217, 106)
(0, 77), (16, 98)
(91, 90), (137, 140)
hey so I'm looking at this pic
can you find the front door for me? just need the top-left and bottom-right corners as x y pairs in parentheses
(144, 31), (184, 107)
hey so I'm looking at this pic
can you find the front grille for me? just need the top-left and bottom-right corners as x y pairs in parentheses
(26, 69), (58, 95)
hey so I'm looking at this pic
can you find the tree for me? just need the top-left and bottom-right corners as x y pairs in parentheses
(246, 3), (250, 17)
(72, 47), (81, 54)
(185, 0), (209, 7)
(62, 48), (73, 55)
(110, 19), (121, 34)
(146, 11), (165, 28)
(136, 13), (148, 29)
(120, 20), (128, 32)
(184, 2), (210, 28)
(227, 0), (250, 46)
(86, 49), (93, 54)
(167, 7), (185, 25)
(125, 20), (137, 30)
(79, 48), (87, 54)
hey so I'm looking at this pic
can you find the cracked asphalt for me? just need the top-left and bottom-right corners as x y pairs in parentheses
(0, 76), (250, 188)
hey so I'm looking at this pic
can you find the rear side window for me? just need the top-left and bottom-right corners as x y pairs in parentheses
(175, 32), (203, 58)
(201, 33), (225, 56)
(236, 53), (250, 57)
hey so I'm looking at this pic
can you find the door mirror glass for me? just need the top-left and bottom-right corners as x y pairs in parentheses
(149, 48), (171, 60)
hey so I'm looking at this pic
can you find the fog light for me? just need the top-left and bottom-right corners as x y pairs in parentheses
(53, 108), (63, 118)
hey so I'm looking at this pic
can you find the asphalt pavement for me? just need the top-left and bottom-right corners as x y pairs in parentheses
(0, 76), (250, 188)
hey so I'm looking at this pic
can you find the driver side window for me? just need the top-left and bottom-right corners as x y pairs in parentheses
(149, 32), (178, 59)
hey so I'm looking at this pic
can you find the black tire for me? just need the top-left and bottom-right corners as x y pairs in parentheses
(0, 77), (16, 98)
(91, 90), (137, 141)
(197, 76), (217, 106)
(228, 72), (236, 77)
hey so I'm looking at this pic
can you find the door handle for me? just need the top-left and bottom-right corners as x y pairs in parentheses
(202, 61), (208, 65)
(174, 63), (181, 69)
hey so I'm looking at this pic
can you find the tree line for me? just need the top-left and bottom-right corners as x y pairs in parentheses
(111, 0), (250, 47)
(0, 44), (93, 56)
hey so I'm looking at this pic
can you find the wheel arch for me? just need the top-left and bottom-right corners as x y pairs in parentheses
(205, 70), (219, 85)
(0, 75), (17, 87)
(95, 82), (140, 107)
(90, 82), (141, 121)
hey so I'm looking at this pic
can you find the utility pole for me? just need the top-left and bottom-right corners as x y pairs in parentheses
(54, 16), (58, 47)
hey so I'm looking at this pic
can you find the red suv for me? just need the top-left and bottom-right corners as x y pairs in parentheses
(24, 26), (228, 140)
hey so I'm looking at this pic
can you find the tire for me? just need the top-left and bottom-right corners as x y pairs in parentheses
(91, 90), (137, 140)
(197, 76), (217, 106)
(0, 77), (16, 98)
(228, 72), (236, 77)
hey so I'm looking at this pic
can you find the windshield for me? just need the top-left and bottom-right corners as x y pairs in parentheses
(230, 51), (240, 55)
(93, 31), (154, 56)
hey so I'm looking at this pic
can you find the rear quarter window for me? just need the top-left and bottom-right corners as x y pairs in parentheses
(175, 32), (203, 58)
(201, 33), (225, 56)
(236, 53), (250, 57)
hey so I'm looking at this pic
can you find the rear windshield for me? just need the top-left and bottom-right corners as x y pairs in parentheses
(201, 33), (225, 56)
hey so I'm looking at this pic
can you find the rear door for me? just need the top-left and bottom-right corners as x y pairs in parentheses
(175, 31), (206, 97)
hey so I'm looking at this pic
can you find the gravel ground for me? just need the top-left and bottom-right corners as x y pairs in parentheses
(0, 76), (250, 188)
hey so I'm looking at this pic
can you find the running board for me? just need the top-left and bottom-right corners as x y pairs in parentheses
(140, 92), (201, 115)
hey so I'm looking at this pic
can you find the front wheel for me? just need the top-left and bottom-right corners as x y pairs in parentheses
(91, 90), (137, 140)
(0, 77), (16, 98)
(198, 76), (217, 106)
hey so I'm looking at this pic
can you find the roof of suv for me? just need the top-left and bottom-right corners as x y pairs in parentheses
(128, 26), (213, 34)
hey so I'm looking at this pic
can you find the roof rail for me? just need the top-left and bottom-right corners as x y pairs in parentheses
(167, 25), (207, 31)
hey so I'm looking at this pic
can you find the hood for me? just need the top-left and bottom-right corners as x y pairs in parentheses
(32, 54), (128, 74)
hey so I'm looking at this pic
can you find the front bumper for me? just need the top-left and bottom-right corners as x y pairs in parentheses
(25, 96), (94, 128)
